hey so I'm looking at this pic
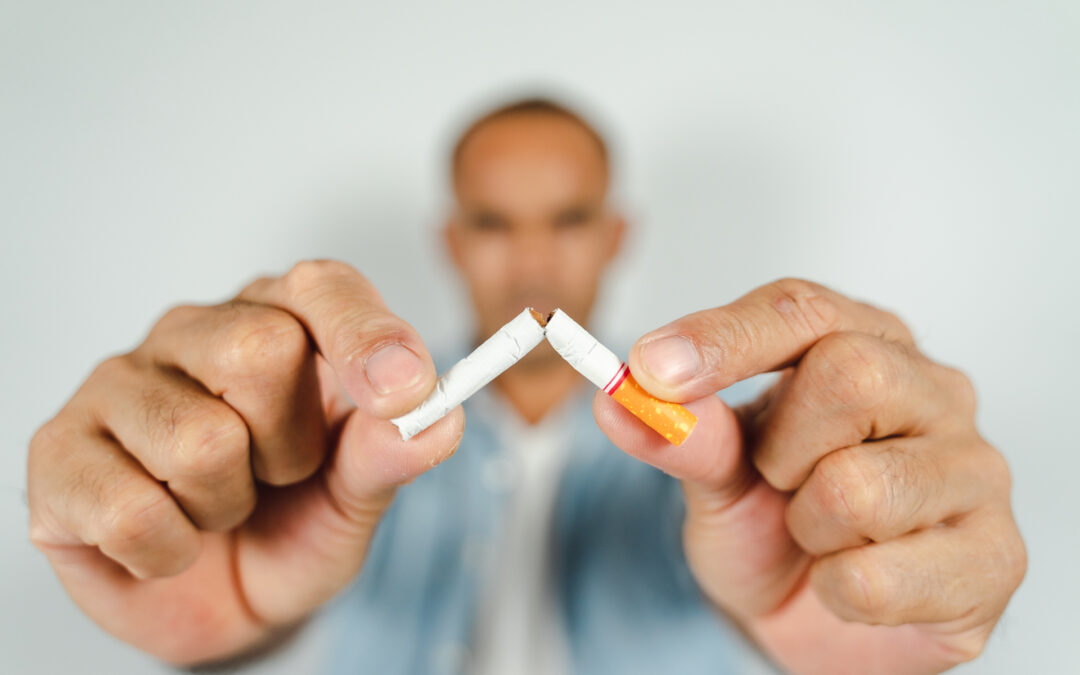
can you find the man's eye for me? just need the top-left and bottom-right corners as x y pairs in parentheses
(554, 209), (591, 229)
(469, 214), (509, 232)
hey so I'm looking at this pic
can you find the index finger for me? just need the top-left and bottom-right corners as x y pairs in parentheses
(239, 259), (437, 419)
(628, 278), (914, 401)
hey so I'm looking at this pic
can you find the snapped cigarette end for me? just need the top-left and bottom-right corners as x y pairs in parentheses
(391, 306), (697, 446)
(546, 309), (697, 445)
(390, 307), (547, 441)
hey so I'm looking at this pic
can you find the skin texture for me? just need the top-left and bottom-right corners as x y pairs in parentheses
(593, 278), (1027, 674)
(25, 110), (625, 667)
(26, 261), (466, 665)
(27, 109), (1026, 673)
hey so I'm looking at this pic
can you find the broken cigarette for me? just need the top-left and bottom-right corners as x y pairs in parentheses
(390, 307), (547, 441)
(545, 309), (698, 445)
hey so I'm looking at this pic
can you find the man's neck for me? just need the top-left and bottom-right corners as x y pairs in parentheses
(493, 357), (583, 425)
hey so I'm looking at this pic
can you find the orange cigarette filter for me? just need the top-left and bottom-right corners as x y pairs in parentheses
(545, 309), (698, 445)
(608, 368), (697, 445)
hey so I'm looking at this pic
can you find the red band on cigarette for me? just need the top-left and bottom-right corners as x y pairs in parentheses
(603, 363), (630, 395)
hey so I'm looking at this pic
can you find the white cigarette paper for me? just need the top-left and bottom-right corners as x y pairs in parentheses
(544, 309), (625, 392)
(391, 307), (547, 440)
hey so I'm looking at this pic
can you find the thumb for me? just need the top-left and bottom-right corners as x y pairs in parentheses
(592, 391), (808, 623)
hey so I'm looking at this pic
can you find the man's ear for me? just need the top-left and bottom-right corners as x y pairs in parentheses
(443, 218), (464, 271)
(605, 213), (628, 264)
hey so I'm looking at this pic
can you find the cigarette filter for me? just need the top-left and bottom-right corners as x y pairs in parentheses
(391, 307), (547, 441)
(545, 309), (698, 446)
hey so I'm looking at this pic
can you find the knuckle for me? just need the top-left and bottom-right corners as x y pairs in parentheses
(337, 315), (413, 369)
(1008, 532), (1029, 590)
(978, 442), (1013, 496)
(238, 274), (274, 298)
(813, 445), (918, 541)
(150, 303), (202, 339)
(28, 415), (83, 491)
(87, 353), (137, 386)
(26, 424), (70, 547)
(810, 331), (897, 410)
(770, 277), (840, 338)
(698, 306), (758, 368)
(206, 494), (258, 533)
(1002, 533), (1028, 593)
(27, 514), (56, 552)
(75, 355), (142, 419)
(282, 259), (371, 300)
(984, 510), (1028, 595)
(820, 549), (893, 623)
(812, 450), (877, 533)
(171, 403), (249, 480)
(216, 305), (309, 378)
(99, 486), (176, 551)
(28, 417), (64, 461)
(138, 377), (179, 441)
(938, 632), (989, 664)
(877, 307), (916, 343)
(940, 364), (978, 417)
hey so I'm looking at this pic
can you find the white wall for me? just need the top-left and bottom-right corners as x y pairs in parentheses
(2, 1), (1076, 673)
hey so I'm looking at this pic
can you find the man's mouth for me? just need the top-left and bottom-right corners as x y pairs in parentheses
(510, 296), (558, 318)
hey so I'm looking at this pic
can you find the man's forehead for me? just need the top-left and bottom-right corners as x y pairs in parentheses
(454, 113), (609, 206)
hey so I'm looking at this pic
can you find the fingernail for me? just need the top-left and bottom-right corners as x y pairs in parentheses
(365, 344), (424, 395)
(640, 335), (701, 386)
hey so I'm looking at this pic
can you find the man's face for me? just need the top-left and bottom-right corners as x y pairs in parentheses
(445, 112), (624, 368)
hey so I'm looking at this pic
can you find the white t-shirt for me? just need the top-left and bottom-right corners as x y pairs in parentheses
(468, 384), (584, 675)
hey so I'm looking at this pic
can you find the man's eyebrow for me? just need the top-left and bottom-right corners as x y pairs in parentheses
(462, 209), (510, 228)
(551, 203), (600, 222)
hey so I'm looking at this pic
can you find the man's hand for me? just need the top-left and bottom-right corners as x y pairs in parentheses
(26, 260), (464, 667)
(593, 278), (1026, 675)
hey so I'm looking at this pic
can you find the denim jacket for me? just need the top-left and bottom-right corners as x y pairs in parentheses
(319, 348), (781, 674)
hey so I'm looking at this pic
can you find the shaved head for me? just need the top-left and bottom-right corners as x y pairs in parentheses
(450, 97), (610, 189)
(443, 95), (624, 374)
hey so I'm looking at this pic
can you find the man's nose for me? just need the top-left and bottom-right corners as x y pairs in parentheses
(510, 228), (559, 278)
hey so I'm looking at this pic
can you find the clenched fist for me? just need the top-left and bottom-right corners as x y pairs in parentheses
(594, 278), (1027, 675)
(27, 260), (464, 666)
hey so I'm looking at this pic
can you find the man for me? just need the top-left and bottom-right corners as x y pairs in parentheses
(26, 97), (1026, 674)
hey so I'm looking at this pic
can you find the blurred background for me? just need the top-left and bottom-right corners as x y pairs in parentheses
(2, 1), (1077, 673)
